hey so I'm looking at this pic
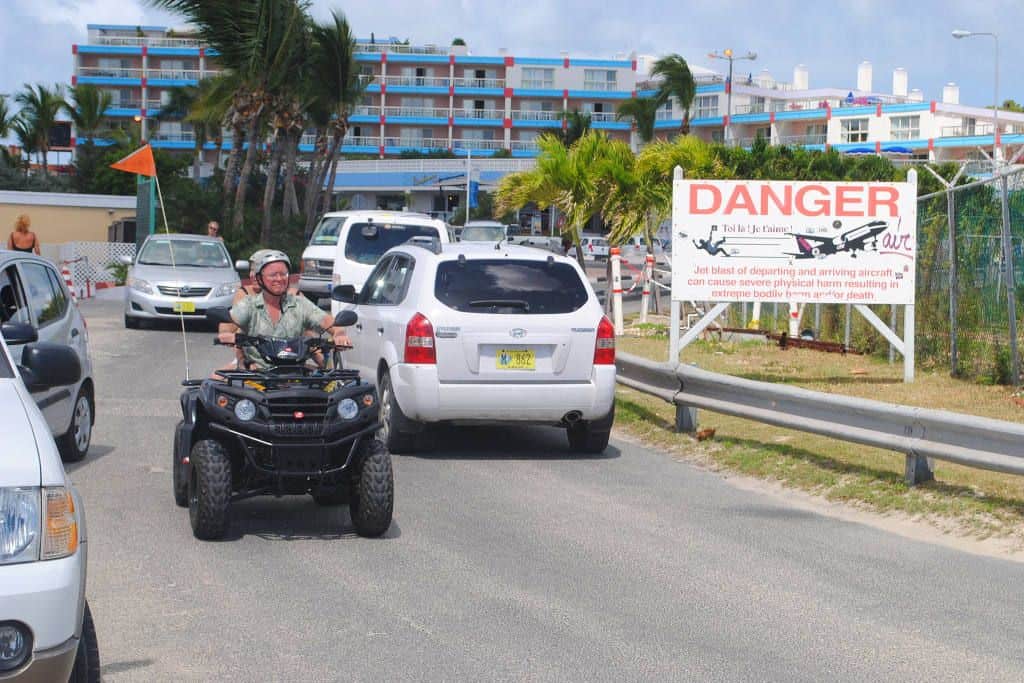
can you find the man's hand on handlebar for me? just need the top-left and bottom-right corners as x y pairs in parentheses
(331, 328), (352, 350)
(217, 330), (237, 346)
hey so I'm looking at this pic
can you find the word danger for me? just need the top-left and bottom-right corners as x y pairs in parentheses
(688, 183), (900, 218)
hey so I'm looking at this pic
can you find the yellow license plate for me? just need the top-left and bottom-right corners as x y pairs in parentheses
(173, 301), (196, 313)
(496, 349), (535, 370)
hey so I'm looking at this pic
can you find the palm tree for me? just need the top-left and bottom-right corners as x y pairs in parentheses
(157, 78), (230, 182)
(10, 116), (40, 176)
(148, 0), (312, 234)
(558, 109), (591, 148)
(0, 96), (16, 170)
(303, 9), (366, 235)
(15, 83), (67, 176)
(496, 131), (614, 267)
(651, 54), (696, 137)
(65, 84), (112, 183)
(616, 96), (660, 150)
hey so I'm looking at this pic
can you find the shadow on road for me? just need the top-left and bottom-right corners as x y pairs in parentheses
(213, 498), (402, 542)
(64, 444), (117, 474)
(409, 424), (621, 461)
(102, 658), (156, 677)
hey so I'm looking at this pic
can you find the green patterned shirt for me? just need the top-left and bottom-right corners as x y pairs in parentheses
(230, 293), (327, 368)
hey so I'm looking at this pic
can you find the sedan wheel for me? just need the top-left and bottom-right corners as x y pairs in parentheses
(60, 388), (92, 462)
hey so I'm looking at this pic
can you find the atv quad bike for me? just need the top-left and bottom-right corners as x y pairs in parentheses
(173, 308), (393, 540)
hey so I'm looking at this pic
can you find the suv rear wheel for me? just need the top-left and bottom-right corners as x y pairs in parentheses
(567, 405), (614, 454)
(348, 438), (393, 537)
(379, 371), (420, 453)
(188, 439), (232, 540)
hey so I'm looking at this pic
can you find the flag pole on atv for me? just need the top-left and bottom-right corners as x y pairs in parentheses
(110, 144), (193, 381)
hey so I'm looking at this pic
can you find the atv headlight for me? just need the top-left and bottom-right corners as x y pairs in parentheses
(337, 398), (359, 420)
(0, 488), (39, 565)
(234, 399), (256, 421)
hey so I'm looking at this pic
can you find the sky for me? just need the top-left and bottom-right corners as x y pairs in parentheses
(1, 0), (1022, 110)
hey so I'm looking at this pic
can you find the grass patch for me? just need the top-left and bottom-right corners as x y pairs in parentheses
(615, 322), (1024, 546)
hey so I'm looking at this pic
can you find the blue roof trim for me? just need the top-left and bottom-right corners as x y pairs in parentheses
(386, 86), (450, 96)
(637, 89), (658, 98)
(148, 78), (200, 87)
(87, 24), (167, 31)
(882, 102), (931, 114)
(454, 87), (504, 97)
(592, 121), (630, 130)
(104, 108), (142, 117)
(78, 77), (142, 87)
(515, 57), (563, 67)
(78, 45), (141, 55)
(512, 149), (538, 158)
(833, 105), (875, 117)
(689, 116), (722, 127)
(452, 118), (503, 127)
(514, 88), (562, 98)
(366, 85), (381, 93)
(569, 59), (631, 68)
(881, 139), (928, 150)
(696, 83), (724, 94)
(566, 90), (631, 100)
(350, 114), (378, 124)
(732, 112), (771, 124)
(151, 140), (193, 150)
(148, 47), (200, 57)
(511, 120), (561, 129)
(386, 53), (450, 64)
(355, 54), (381, 62)
(773, 108), (826, 121)
(654, 120), (682, 130)
(383, 145), (449, 156)
(387, 115), (448, 125)
(933, 135), (994, 148)
(454, 56), (506, 66)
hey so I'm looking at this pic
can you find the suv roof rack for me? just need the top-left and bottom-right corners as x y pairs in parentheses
(405, 235), (442, 254)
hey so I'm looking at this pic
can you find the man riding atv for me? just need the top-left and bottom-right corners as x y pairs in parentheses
(218, 250), (349, 368)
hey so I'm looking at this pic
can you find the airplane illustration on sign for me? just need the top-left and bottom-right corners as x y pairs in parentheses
(786, 220), (888, 259)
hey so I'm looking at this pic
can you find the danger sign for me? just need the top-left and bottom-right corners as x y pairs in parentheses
(671, 179), (917, 305)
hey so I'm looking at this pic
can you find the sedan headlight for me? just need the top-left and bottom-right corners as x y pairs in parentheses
(127, 276), (153, 294)
(0, 486), (77, 565)
(234, 399), (256, 421)
(214, 281), (240, 298)
(0, 488), (39, 565)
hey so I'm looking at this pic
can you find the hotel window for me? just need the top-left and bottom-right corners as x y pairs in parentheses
(694, 95), (718, 119)
(754, 126), (771, 140)
(841, 118), (869, 143)
(522, 68), (554, 89)
(584, 69), (617, 91)
(806, 123), (827, 144)
(890, 115), (920, 140)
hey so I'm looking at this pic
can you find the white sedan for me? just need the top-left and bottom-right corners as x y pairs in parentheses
(333, 240), (616, 453)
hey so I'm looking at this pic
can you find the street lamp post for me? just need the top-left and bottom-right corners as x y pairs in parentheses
(952, 29), (1018, 383)
(708, 49), (756, 144)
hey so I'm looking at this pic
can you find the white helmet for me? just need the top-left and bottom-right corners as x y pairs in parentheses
(252, 249), (290, 277)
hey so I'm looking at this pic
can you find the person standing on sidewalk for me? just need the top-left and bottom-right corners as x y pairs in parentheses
(7, 214), (40, 254)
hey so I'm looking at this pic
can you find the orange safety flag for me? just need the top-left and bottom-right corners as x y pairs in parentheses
(110, 144), (157, 177)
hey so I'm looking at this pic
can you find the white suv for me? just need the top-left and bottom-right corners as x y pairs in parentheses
(333, 240), (616, 453)
(0, 324), (99, 681)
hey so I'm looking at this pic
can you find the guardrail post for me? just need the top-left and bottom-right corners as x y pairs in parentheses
(904, 451), (934, 486)
(675, 404), (698, 433)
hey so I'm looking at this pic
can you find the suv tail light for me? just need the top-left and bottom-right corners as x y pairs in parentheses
(404, 313), (436, 364)
(594, 316), (615, 365)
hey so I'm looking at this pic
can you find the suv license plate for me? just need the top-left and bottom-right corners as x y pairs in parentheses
(173, 301), (196, 313)
(496, 349), (535, 370)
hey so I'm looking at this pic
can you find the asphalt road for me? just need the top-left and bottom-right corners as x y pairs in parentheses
(70, 290), (1024, 681)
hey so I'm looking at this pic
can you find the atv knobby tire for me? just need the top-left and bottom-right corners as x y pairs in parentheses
(348, 438), (393, 537)
(188, 439), (232, 540)
(172, 424), (188, 507)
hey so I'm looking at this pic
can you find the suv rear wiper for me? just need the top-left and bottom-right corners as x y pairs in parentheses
(469, 299), (530, 311)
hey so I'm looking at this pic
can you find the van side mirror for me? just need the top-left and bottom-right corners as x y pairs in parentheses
(18, 342), (82, 392)
(331, 284), (357, 303)
(1, 322), (38, 345)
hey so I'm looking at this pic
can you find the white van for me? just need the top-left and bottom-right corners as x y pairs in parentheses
(299, 210), (449, 304)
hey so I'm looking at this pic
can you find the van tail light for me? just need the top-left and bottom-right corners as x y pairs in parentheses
(404, 313), (436, 364)
(594, 316), (615, 365)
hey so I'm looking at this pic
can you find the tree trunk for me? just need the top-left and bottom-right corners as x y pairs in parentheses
(303, 131), (329, 235)
(321, 131), (344, 216)
(260, 130), (284, 244)
(681, 110), (691, 137)
(192, 139), (202, 182)
(282, 128), (300, 219)
(223, 122), (244, 200)
(232, 115), (261, 236)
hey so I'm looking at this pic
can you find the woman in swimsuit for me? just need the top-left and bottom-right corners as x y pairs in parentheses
(7, 214), (40, 254)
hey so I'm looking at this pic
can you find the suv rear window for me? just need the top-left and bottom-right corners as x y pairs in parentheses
(435, 259), (588, 314)
(344, 223), (441, 265)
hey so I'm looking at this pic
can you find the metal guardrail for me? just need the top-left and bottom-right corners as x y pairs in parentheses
(615, 351), (1024, 485)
